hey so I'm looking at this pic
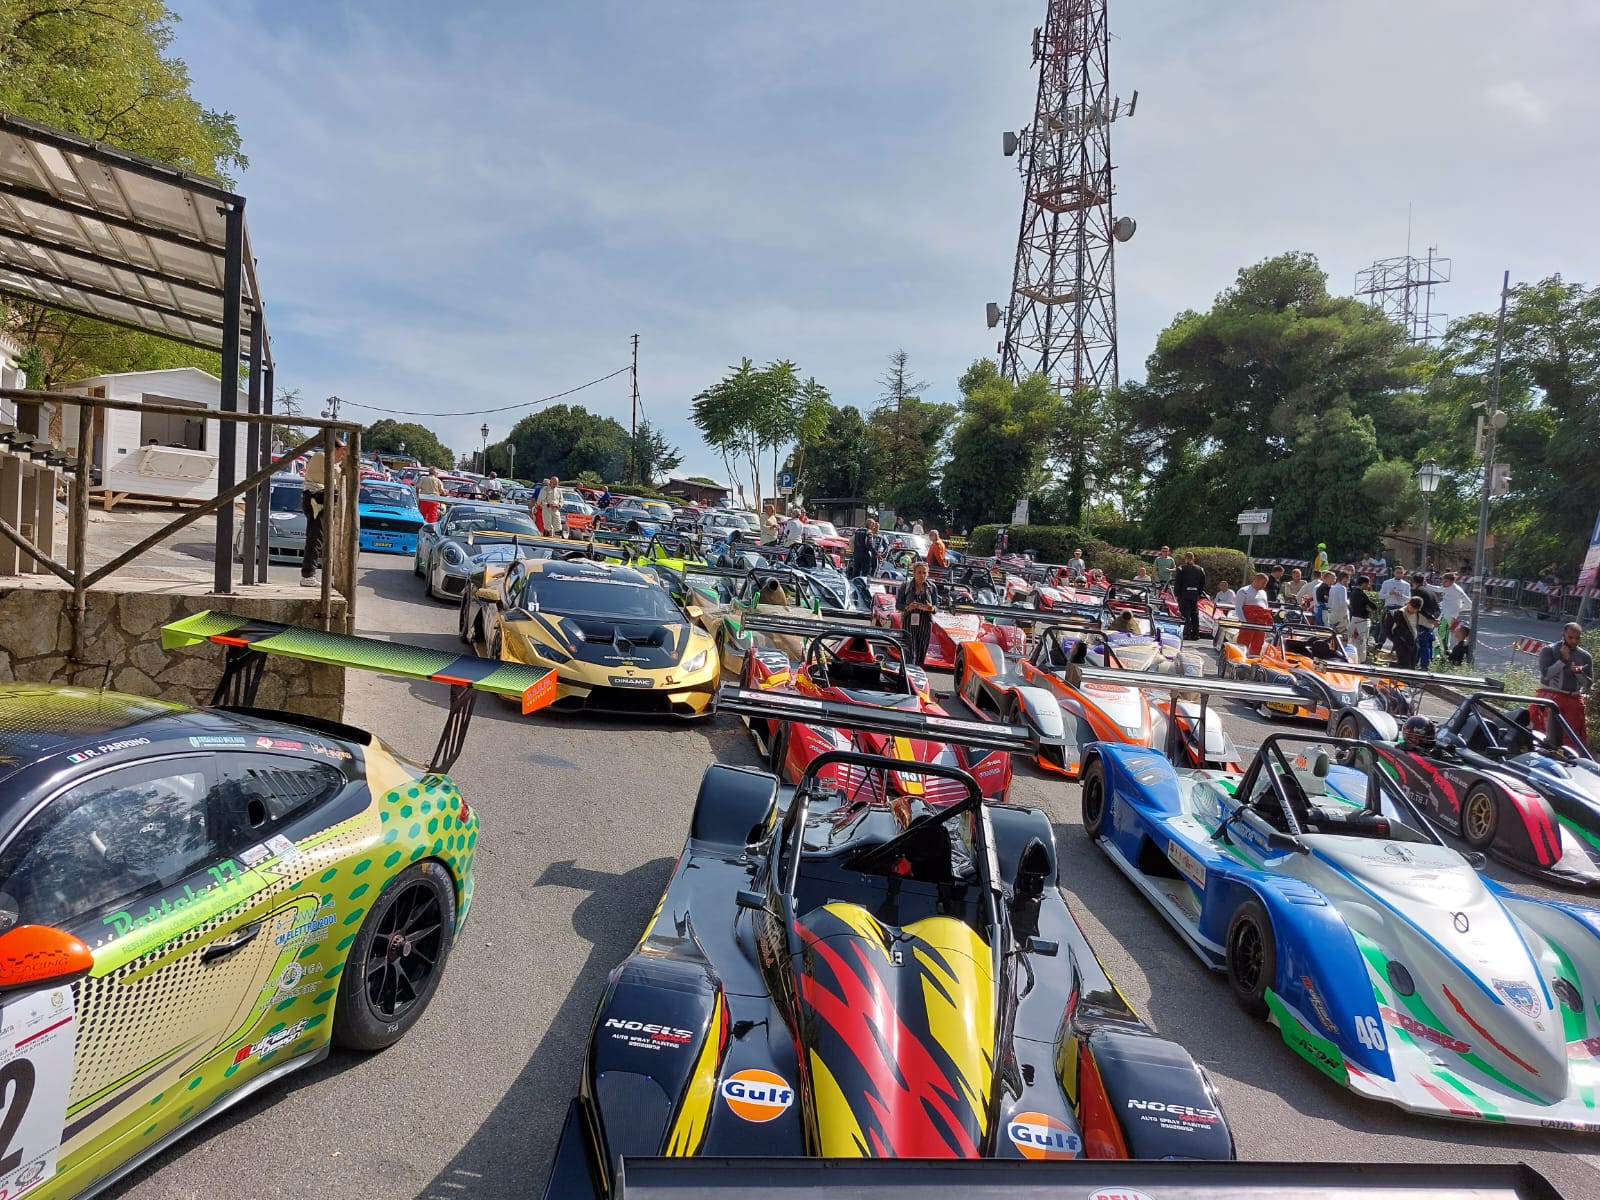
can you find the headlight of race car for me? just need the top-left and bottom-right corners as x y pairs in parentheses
(682, 648), (710, 674)
(443, 545), (465, 567)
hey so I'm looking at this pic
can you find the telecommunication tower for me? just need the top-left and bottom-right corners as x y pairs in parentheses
(1355, 247), (1450, 345)
(988, 0), (1137, 393)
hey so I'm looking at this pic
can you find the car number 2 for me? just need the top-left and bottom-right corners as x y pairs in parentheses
(1354, 1015), (1387, 1052)
(0, 989), (78, 1195)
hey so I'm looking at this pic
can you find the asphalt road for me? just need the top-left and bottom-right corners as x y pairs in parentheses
(113, 553), (1600, 1200)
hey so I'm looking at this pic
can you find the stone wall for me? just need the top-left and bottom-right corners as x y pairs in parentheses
(0, 581), (347, 720)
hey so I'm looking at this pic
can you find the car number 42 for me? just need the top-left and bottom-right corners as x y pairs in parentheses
(0, 988), (78, 1195)
(1354, 1015), (1387, 1052)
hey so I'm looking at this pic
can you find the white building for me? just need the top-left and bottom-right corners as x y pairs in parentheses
(51, 367), (252, 504)
(0, 331), (22, 429)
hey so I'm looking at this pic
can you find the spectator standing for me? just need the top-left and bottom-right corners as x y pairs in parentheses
(1534, 623), (1593, 738)
(911, 519), (924, 536)
(762, 502), (780, 543)
(1411, 574), (1441, 669)
(480, 470), (504, 501)
(1067, 547), (1087, 576)
(1174, 552), (1206, 640)
(1348, 574), (1376, 661)
(1312, 542), (1330, 575)
(849, 517), (880, 579)
(415, 467), (444, 524)
(1213, 580), (1237, 611)
(784, 508), (807, 546)
(535, 478), (565, 537)
(1285, 568), (1308, 611)
(1438, 572), (1472, 651)
(1235, 572), (1273, 655)
(1375, 566), (1411, 649)
(299, 438), (346, 587)
(1326, 571), (1350, 634)
(1153, 545), (1177, 585)
(1313, 572), (1332, 625)
(1536, 562), (1563, 620)
(1266, 564), (1285, 604)
(928, 529), (948, 568)
(896, 561), (940, 667)
(1385, 597), (1422, 668)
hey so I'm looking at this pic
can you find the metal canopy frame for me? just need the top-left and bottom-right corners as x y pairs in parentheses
(0, 111), (276, 597)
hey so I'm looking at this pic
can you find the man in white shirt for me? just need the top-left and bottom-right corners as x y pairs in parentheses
(1213, 581), (1236, 611)
(1438, 571), (1471, 639)
(1374, 565), (1411, 652)
(1325, 570), (1350, 632)
(1235, 572), (1269, 622)
(783, 508), (807, 546)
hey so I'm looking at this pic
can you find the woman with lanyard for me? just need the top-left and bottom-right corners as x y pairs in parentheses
(896, 560), (939, 667)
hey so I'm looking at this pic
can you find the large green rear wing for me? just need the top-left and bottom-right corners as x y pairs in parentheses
(162, 610), (557, 771)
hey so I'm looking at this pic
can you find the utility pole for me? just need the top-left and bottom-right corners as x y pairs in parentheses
(1466, 270), (1510, 666)
(630, 333), (640, 486)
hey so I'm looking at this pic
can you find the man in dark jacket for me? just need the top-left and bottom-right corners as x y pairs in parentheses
(1174, 551), (1206, 640)
(849, 516), (880, 579)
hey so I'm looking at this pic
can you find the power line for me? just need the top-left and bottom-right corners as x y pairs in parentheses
(335, 365), (631, 418)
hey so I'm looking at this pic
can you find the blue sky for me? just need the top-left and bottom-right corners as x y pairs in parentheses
(171, 0), (1600, 480)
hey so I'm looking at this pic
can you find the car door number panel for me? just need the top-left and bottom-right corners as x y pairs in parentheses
(0, 987), (77, 1196)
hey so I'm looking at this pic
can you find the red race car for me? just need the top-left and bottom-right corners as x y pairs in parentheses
(737, 615), (1025, 803)
(868, 585), (1025, 670)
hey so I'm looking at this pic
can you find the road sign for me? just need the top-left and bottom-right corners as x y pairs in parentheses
(1236, 508), (1272, 536)
(778, 471), (794, 495)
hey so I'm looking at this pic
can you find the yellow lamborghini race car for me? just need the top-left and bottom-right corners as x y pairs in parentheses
(472, 556), (720, 717)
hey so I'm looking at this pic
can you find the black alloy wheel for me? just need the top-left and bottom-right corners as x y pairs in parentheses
(1081, 758), (1108, 839)
(1225, 900), (1276, 1020)
(332, 860), (456, 1051)
(1333, 715), (1361, 764)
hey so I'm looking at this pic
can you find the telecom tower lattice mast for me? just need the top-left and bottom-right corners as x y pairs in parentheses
(990, 0), (1135, 394)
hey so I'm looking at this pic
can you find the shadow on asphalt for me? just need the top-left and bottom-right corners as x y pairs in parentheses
(412, 856), (676, 1200)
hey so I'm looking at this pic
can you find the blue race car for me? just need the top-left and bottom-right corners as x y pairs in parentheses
(1080, 725), (1600, 1130)
(357, 480), (425, 555)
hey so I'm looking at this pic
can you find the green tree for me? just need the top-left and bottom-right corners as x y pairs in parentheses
(363, 419), (454, 469)
(691, 359), (828, 511)
(942, 360), (1063, 529)
(1421, 277), (1600, 577)
(796, 403), (874, 500)
(1126, 252), (1421, 556)
(866, 351), (954, 508)
(0, 0), (247, 381)
(500, 404), (630, 483)
(630, 419), (684, 483)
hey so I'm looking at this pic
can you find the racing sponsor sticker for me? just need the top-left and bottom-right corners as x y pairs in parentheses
(65, 736), (151, 764)
(1165, 840), (1207, 889)
(232, 1020), (308, 1064)
(1493, 979), (1542, 1018)
(720, 1069), (793, 1123)
(275, 911), (335, 947)
(1006, 1110), (1081, 1159)
(265, 833), (300, 863)
(1379, 1004), (1469, 1054)
(1124, 1098), (1221, 1132)
(0, 987), (76, 1199)
(607, 675), (654, 689)
(1087, 1191), (1156, 1200)
(189, 735), (247, 748)
(603, 1017), (694, 1052)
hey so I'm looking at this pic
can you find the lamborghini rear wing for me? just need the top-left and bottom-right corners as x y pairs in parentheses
(717, 685), (1036, 755)
(163, 611), (556, 773)
(741, 613), (877, 642)
(606, 1158), (1563, 1199)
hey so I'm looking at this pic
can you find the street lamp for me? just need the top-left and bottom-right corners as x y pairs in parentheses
(1417, 458), (1441, 575)
(507, 442), (516, 482)
(321, 395), (341, 420)
(480, 423), (490, 474)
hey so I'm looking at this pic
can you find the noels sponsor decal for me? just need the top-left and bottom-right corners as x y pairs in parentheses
(603, 1017), (693, 1051)
(720, 1069), (793, 1122)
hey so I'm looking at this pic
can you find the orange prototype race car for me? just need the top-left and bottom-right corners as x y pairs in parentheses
(738, 614), (1026, 803)
(1218, 619), (1377, 722)
(868, 583), (1025, 670)
(952, 615), (1300, 778)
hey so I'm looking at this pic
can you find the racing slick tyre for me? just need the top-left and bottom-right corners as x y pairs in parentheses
(767, 721), (789, 781)
(332, 860), (457, 1052)
(1081, 758), (1109, 840)
(414, 551), (424, 578)
(425, 556), (440, 601)
(1332, 714), (1362, 764)
(1460, 784), (1500, 850)
(1225, 900), (1276, 1020)
(458, 592), (472, 644)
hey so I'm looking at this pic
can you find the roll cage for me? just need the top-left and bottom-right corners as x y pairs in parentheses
(1441, 693), (1592, 762)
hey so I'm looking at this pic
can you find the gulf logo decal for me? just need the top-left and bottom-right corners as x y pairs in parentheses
(720, 1068), (794, 1123)
(1005, 1109), (1082, 1158)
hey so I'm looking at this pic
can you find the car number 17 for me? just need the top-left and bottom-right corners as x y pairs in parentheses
(1354, 1015), (1387, 1052)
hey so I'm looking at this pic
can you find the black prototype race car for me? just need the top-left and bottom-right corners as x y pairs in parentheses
(545, 687), (1235, 1198)
(1344, 691), (1600, 887)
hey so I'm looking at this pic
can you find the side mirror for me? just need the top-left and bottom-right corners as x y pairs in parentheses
(1025, 936), (1059, 957)
(475, 587), (499, 602)
(735, 889), (767, 912)
(0, 925), (93, 997)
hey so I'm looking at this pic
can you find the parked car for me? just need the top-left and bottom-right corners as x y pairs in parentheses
(357, 480), (425, 555)
(231, 473), (307, 564)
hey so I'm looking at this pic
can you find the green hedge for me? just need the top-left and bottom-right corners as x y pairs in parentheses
(965, 529), (1251, 591)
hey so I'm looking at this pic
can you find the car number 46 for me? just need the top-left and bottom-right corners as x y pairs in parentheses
(1354, 1015), (1387, 1052)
